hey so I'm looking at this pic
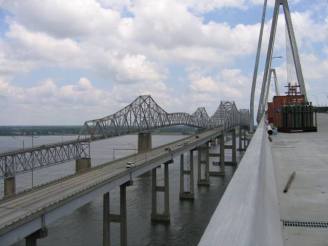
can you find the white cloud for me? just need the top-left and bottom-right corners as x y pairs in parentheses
(184, 0), (247, 13)
(250, 0), (301, 8)
(2, 0), (122, 38)
(0, 77), (109, 106)
(0, 76), (175, 124)
(109, 54), (165, 82)
(0, 0), (327, 123)
(301, 53), (328, 81)
(187, 68), (251, 114)
(6, 22), (83, 67)
(190, 76), (220, 93)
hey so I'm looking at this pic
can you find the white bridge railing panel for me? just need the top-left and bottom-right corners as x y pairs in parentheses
(198, 120), (283, 246)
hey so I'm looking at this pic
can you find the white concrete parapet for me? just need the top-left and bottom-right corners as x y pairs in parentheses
(198, 119), (283, 246)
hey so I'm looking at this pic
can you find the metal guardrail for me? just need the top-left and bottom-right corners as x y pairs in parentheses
(198, 119), (283, 246)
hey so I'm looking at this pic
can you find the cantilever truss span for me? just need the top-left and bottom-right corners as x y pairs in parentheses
(80, 95), (245, 139)
(0, 140), (90, 178)
(0, 95), (249, 178)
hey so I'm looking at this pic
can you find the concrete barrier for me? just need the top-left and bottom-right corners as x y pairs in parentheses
(198, 119), (283, 246)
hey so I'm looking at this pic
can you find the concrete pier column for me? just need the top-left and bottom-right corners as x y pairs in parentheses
(197, 144), (210, 186)
(179, 151), (195, 200)
(138, 132), (152, 153)
(103, 183), (129, 246)
(75, 157), (91, 174)
(231, 129), (237, 165)
(25, 228), (48, 246)
(239, 127), (243, 151)
(220, 134), (225, 176)
(197, 148), (201, 184)
(103, 192), (110, 246)
(138, 132), (152, 176)
(4, 176), (16, 197)
(120, 185), (127, 246)
(243, 130), (247, 149)
(189, 150), (195, 196)
(151, 163), (171, 223)
(179, 154), (184, 197)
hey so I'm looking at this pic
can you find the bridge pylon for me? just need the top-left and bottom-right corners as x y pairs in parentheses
(256, 0), (307, 122)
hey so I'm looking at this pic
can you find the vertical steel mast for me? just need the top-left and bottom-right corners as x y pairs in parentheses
(256, 0), (307, 123)
(250, 0), (268, 132)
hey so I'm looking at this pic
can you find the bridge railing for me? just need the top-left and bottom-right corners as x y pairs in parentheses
(198, 118), (283, 246)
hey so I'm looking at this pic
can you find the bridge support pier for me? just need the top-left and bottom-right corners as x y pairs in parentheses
(209, 134), (226, 176)
(25, 228), (48, 246)
(151, 162), (171, 223)
(238, 127), (249, 151)
(223, 129), (237, 166)
(231, 129), (237, 165)
(103, 182), (130, 246)
(243, 129), (249, 149)
(4, 176), (16, 197)
(179, 151), (195, 200)
(138, 132), (152, 153)
(138, 132), (152, 176)
(197, 144), (210, 186)
(220, 134), (225, 175)
(75, 157), (91, 174)
(239, 127), (242, 151)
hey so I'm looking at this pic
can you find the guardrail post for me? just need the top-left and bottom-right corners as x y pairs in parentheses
(76, 157), (91, 174)
(179, 151), (195, 200)
(4, 176), (16, 197)
(151, 162), (171, 223)
(197, 144), (210, 186)
(103, 182), (130, 246)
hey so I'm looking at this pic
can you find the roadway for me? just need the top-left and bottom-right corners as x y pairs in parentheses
(272, 113), (328, 246)
(0, 127), (224, 245)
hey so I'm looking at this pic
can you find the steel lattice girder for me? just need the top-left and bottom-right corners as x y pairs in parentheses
(0, 95), (248, 178)
(80, 95), (244, 139)
(0, 141), (90, 178)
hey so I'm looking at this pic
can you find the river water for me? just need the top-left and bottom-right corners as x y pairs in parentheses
(0, 134), (239, 246)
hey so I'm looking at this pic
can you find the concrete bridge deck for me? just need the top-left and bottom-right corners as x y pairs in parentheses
(0, 127), (230, 245)
(272, 113), (328, 246)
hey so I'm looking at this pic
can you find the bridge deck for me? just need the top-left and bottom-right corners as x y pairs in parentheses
(272, 113), (328, 246)
(0, 127), (223, 245)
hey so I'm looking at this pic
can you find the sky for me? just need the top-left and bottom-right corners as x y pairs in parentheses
(0, 0), (327, 125)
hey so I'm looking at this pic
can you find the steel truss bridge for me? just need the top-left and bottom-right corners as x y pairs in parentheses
(0, 140), (90, 178)
(0, 95), (248, 178)
(80, 95), (245, 139)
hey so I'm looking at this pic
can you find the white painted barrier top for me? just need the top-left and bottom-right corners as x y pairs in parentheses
(198, 120), (283, 246)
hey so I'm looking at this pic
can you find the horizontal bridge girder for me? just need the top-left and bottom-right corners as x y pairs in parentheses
(0, 141), (90, 178)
